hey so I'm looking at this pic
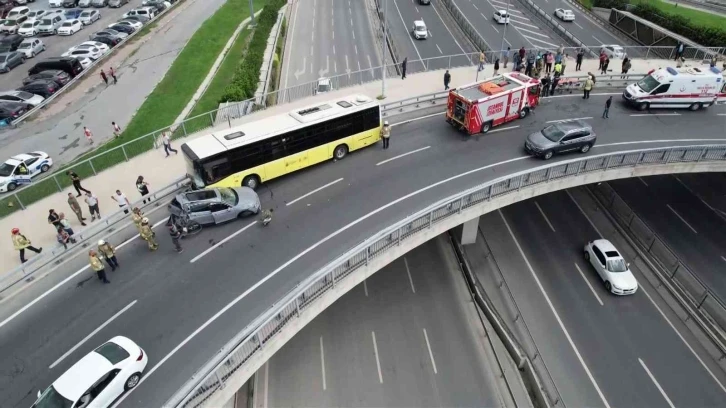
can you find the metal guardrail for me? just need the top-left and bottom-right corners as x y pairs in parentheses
(0, 176), (190, 294)
(167, 144), (726, 408)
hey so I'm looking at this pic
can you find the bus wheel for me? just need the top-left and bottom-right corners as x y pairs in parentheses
(689, 103), (702, 111)
(519, 108), (529, 119)
(242, 175), (260, 190)
(334, 144), (348, 160)
(637, 102), (649, 111)
(481, 121), (492, 134)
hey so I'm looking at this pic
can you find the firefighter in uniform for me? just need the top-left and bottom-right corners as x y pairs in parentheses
(89, 250), (110, 283)
(139, 217), (158, 251)
(98, 239), (119, 271)
(131, 207), (144, 233)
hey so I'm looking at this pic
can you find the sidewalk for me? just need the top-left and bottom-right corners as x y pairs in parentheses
(0, 56), (677, 268)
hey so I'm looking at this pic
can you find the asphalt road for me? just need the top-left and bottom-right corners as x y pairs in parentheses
(609, 173), (726, 302)
(0, 0), (227, 169)
(477, 188), (726, 407)
(266, 237), (506, 407)
(280, 0), (382, 91)
(0, 97), (724, 408)
(0, 1), (140, 93)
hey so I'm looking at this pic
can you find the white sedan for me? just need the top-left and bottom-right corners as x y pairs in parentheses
(17, 38), (45, 58)
(78, 57), (93, 69)
(584, 239), (638, 295)
(73, 41), (110, 54)
(17, 20), (41, 36)
(32, 336), (148, 408)
(80, 9), (101, 25)
(0, 90), (44, 106)
(62, 45), (102, 60)
(57, 19), (83, 35)
(554, 8), (575, 21)
(412, 19), (427, 39)
(49, 0), (64, 7)
(112, 19), (143, 30)
(0, 151), (53, 192)
(493, 9), (510, 24)
(601, 44), (625, 59)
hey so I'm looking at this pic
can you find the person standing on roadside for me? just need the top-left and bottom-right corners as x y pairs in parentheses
(540, 74), (550, 97)
(601, 56), (610, 75)
(131, 207), (144, 232)
(381, 121), (391, 149)
(493, 58), (499, 75)
(478, 51), (486, 71)
(100, 69), (108, 86)
(560, 54), (568, 75)
(111, 189), (131, 214)
(401, 57), (407, 79)
(85, 191), (101, 220)
(48, 208), (61, 231)
(169, 223), (183, 253)
(621, 56), (631, 78)
(576, 49), (584, 71)
(98, 239), (119, 271)
(162, 131), (178, 157)
(518, 46), (526, 61)
(444, 70), (451, 90)
(89, 250), (110, 283)
(602, 96), (612, 119)
(12, 228), (42, 263)
(112, 122), (121, 138)
(583, 75), (594, 99)
(502, 46), (510, 68)
(109, 66), (117, 84)
(139, 217), (159, 251)
(83, 126), (94, 145)
(545, 52), (554, 73)
(58, 213), (75, 238)
(136, 176), (150, 204)
(67, 192), (87, 226)
(67, 170), (91, 196)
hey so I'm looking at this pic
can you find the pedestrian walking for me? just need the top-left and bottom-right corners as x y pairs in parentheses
(518, 46), (526, 61)
(67, 170), (91, 196)
(401, 57), (407, 79)
(553, 61), (562, 78)
(583, 76), (594, 99)
(502, 46), (510, 68)
(169, 223), (183, 253)
(112, 122), (121, 138)
(561, 54), (567, 75)
(139, 217), (158, 251)
(89, 250), (110, 283)
(98, 239), (119, 271)
(85, 191), (101, 220)
(48, 208), (61, 231)
(59, 213), (74, 237)
(576, 49), (584, 71)
(621, 57), (631, 78)
(100, 69), (108, 86)
(478, 51), (486, 71)
(540, 74), (550, 97)
(601, 56), (610, 74)
(111, 189), (131, 214)
(602, 96), (612, 118)
(162, 131), (178, 156)
(545, 52), (553, 73)
(674, 42), (684, 60)
(598, 50), (606, 71)
(493, 59), (499, 75)
(67, 192), (87, 226)
(56, 226), (74, 250)
(12, 228), (42, 263)
(550, 76), (559, 97)
(135, 176), (150, 204)
(444, 70), (451, 90)
(83, 126), (94, 144)
(109, 66), (117, 84)
(131, 207), (144, 232)
(381, 121), (391, 149)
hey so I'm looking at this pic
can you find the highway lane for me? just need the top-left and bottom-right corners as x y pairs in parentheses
(478, 188), (726, 407)
(609, 174), (726, 301)
(1, 98), (725, 407)
(280, 0), (381, 90)
(266, 238), (506, 407)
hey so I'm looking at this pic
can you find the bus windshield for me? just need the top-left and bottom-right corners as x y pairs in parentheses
(636, 76), (661, 93)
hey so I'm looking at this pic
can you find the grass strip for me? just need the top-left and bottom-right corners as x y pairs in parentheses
(633, 0), (726, 30)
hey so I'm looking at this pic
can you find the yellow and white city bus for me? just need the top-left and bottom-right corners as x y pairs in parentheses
(181, 95), (382, 189)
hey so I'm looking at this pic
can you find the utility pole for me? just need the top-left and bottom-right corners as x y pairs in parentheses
(380, 0), (387, 99)
(249, 0), (255, 26)
(499, 0), (511, 68)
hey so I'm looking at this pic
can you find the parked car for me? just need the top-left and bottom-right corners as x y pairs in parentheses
(0, 51), (24, 72)
(168, 187), (261, 226)
(25, 9), (52, 21)
(17, 37), (44, 58)
(600, 44), (625, 59)
(91, 0), (107, 6)
(75, 40), (109, 53)
(0, 151), (52, 192)
(90, 34), (120, 47)
(37, 15), (64, 34)
(93, 27), (127, 39)
(584, 239), (638, 295)
(0, 101), (28, 126)
(419, 0), (430, 4)
(554, 8), (575, 21)
(78, 0), (92, 7)
(121, 14), (149, 24)
(493, 9), (510, 24)
(123, 6), (155, 19)
(0, 34), (24, 52)
(6, 6), (30, 20)
(524, 120), (596, 160)
(64, 7), (82, 18)
(1, 15), (26, 34)
(79, 9), (99, 24)
(107, 22), (134, 33)
(48, 0), (64, 7)
(114, 19), (142, 29)
(31, 336), (148, 408)
(107, 0), (129, 8)
(77, 56), (91, 69)
(412, 19), (427, 39)
(144, 0), (169, 12)
(57, 18), (82, 35)
(62, 44), (100, 59)
(62, 0), (79, 7)
(17, 78), (58, 97)
(0, 90), (43, 106)
(23, 69), (70, 86)
(28, 56), (84, 77)
(17, 19), (41, 36)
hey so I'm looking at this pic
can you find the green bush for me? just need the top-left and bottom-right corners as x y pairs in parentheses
(631, 3), (726, 46)
(592, 0), (628, 9)
(220, 0), (286, 103)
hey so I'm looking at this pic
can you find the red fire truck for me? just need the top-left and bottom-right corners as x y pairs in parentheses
(446, 72), (541, 134)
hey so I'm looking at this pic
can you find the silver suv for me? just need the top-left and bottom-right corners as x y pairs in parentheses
(524, 120), (596, 160)
(38, 15), (65, 35)
(168, 186), (260, 226)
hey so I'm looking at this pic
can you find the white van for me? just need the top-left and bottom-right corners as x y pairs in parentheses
(623, 66), (725, 111)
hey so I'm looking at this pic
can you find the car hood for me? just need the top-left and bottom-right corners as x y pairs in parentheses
(234, 187), (260, 209)
(526, 131), (557, 150)
(609, 271), (638, 290)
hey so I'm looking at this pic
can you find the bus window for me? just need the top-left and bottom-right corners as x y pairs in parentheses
(202, 157), (230, 184)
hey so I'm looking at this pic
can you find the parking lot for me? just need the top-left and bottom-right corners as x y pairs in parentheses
(0, 1), (143, 92)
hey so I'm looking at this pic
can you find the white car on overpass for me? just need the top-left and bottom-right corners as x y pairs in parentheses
(554, 8), (575, 21)
(601, 44), (625, 59)
(493, 10), (510, 24)
(412, 19), (427, 39)
(584, 239), (638, 295)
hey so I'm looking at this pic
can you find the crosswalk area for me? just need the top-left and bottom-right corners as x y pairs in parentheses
(466, 0), (560, 49)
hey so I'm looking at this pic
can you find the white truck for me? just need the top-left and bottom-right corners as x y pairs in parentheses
(623, 66), (725, 111)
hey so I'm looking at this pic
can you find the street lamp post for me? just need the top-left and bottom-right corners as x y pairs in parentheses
(499, 0), (511, 67)
(249, 0), (255, 26)
(380, 0), (387, 98)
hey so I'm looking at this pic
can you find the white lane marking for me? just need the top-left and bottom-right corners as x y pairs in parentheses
(489, 125), (520, 133)
(566, 190), (603, 237)
(423, 328), (438, 374)
(363, 279), (369, 297)
(546, 116), (593, 123)
(436, 44), (443, 54)
(354, 44), (357, 55)
(404, 257), (416, 293)
(521, 34), (558, 48)
(515, 25), (552, 38)
(666, 204), (697, 234)
(376, 146), (431, 166)
(630, 113), (681, 117)
(638, 358), (676, 408)
(672, 175), (725, 221)
(718, 113), (726, 116)
(320, 336), (327, 390)
(534, 201), (556, 232)
(391, 112), (445, 126)
(491, 23), (499, 33)
(392, 0), (423, 62)
(640, 285), (726, 394)
(509, 19), (541, 30)
(574, 21), (584, 29)
(372, 331), (383, 383)
(472, 3), (478, 9)
(721, 256), (726, 263)
(498, 210), (612, 408)
(333, 45), (335, 55)
(0, 218), (166, 329)
(574, 263), (604, 306)
(592, 35), (603, 44)
(638, 177), (649, 187)
(190, 221), (257, 263)
(596, 138), (726, 148)
(430, 1), (468, 54)
(49, 300), (137, 369)
(546, 92), (621, 99)
(281, 0), (301, 90)
(287, 178), (344, 206)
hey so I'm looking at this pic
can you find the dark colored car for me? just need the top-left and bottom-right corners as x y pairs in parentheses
(23, 69), (71, 86)
(89, 35), (121, 47)
(107, 0), (129, 7)
(17, 79), (58, 98)
(28, 56), (84, 78)
(0, 1), (15, 19)
(0, 101), (28, 124)
(63, 0), (79, 7)
(524, 120), (597, 160)
(0, 51), (24, 73)
(144, 0), (167, 12)
(122, 15), (149, 24)
(107, 23), (134, 34)
(0, 34), (23, 52)
(64, 8), (83, 19)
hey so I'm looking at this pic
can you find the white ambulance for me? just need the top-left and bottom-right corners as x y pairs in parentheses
(623, 66), (725, 111)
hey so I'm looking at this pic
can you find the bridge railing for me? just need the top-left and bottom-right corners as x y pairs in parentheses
(166, 144), (726, 408)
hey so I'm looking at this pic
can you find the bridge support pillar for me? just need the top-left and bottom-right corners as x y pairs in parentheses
(460, 217), (479, 245)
